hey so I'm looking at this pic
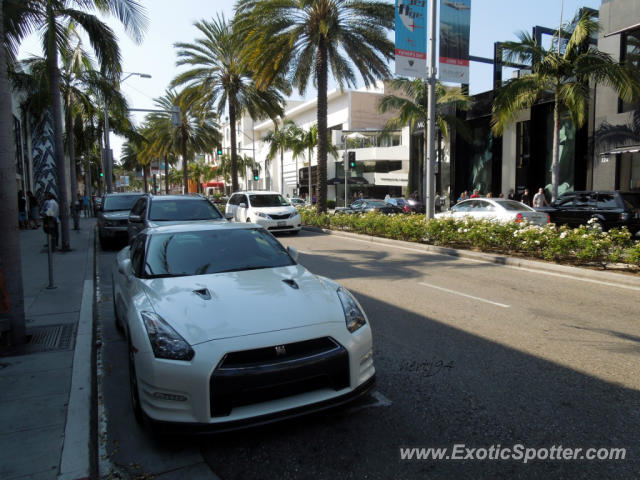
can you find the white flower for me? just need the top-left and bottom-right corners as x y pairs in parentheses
(560, 231), (568, 239)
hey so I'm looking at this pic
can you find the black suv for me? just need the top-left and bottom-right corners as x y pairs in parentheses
(538, 191), (640, 234)
(97, 193), (145, 248)
(127, 194), (226, 241)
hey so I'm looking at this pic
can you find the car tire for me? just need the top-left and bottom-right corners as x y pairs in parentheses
(112, 283), (123, 334)
(291, 230), (300, 235)
(128, 341), (144, 424)
(246, 218), (251, 222)
(99, 233), (110, 250)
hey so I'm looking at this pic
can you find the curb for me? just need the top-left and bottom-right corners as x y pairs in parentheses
(58, 226), (95, 480)
(302, 226), (640, 289)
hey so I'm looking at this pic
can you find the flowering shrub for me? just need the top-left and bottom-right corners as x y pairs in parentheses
(299, 207), (640, 269)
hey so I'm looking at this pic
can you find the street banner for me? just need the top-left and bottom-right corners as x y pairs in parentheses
(439, 0), (471, 83)
(395, 0), (427, 78)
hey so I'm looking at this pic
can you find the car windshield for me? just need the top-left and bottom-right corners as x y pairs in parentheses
(103, 195), (141, 212)
(249, 194), (290, 207)
(144, 228), (295, 278)
(495, 200), (533, 211)
(149, 199), (222, 221)
(366, 201), (388, 208)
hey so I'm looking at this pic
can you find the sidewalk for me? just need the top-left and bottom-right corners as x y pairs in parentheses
(0, 217), (95, 480)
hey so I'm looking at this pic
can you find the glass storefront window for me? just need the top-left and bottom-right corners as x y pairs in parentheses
(620, 28), (640, 113)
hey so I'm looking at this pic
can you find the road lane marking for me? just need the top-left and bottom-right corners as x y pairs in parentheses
(418, 282), (510, 308)
(326, 233), (640, 292)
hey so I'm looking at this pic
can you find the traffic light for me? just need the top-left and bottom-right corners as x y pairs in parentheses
(348, 151), (356, 169)
(99, 167), (104, 178)
(216, 147), (223, 156)
(253, 169), (259, 181)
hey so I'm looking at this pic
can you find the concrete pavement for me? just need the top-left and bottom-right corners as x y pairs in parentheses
(0, 218), (95, 480)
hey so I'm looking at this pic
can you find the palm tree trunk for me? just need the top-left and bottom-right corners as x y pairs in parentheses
(143, 165), (149, 193)
(551, 88), (560, 201)
(280, 147), (284, 195)
(229, 102), (239, 192)
(47, 10), (70, 250)
(67, 113), (79, 230)
(0, 0), (26, 345)
(316, 42), (328, 212)
(182, 127), (189, 194)
(164, 157), (169, 194)
(308, 146), (312, 203)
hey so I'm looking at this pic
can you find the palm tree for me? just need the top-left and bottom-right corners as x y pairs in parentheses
(492, 9), (639, 200)
(6, 0), (147, 249)
(189, 158), (217, 193)
(262, 119), (298, 194)
(378, 78), (472, 198)
(145, 89), (221, 194)
(0, 0), (26, 345)
(234, 0), (395, 212)
(172, 14), (285, 193)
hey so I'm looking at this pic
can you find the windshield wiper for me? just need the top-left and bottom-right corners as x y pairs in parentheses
(215, 265), (271, 274)
(147, 273), (191, 279)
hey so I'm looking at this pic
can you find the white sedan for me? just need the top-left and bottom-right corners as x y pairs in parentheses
(436, 198), (550, 226)
(112, 222), (375, 431)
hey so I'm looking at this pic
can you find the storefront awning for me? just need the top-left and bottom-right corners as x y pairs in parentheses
(599, 145), (640, 155)
(203, 181), (225, 188)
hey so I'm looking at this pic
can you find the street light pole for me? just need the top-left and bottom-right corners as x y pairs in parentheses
(104, 72), (151, 193)
(425, 0), (438, 220)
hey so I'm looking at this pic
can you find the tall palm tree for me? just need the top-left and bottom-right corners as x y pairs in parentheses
(492, 9), (639, 200)
(145, 89), (221, 194)
(0, 0), (26, 345)
(6, 0), (147, 249)
(262, 119), (298, 194)
(172, 14), (285, 193)
(378, 78), (472, 197)
(235, 0), (394, 212)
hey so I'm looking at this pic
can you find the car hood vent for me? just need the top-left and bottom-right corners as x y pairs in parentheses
(193, 288), (212, 300)
(282, 279), (299, 290)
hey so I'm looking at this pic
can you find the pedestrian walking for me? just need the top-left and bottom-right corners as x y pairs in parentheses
(82, 193), (90, 217)
(43, 193), (60, 250)
(507, 188), (515, 200)
(17, 190), (28, 229)
(533, 187), (549, 208)
(521, 188), (532, 207)
(27, 191), (40, 229)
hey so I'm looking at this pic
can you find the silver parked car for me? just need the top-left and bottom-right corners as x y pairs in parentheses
(436, 198), (550, 226)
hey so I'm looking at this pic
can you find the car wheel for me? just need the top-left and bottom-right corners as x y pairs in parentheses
(246, 218), (251, 222)
(291, 230), (300, 235)
(99, 233), (109, 250)
(128, 342), (144, 424)
(112, 283), (123, 333)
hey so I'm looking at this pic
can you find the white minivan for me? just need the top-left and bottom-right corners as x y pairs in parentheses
(225, 191), (302, 234)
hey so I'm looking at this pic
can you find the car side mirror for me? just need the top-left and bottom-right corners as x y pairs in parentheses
(287, 246), (299, 262)
(118, 257), (131, 275)
(129, 214), (142, 223)
(239, 203), (247, 209)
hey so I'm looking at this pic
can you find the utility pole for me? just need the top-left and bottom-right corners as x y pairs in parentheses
(425, 0), (438, 220)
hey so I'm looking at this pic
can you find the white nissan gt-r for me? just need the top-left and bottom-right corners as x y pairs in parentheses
(113, 222), (375, 431)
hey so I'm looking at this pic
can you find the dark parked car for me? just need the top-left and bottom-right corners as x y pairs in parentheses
(97, 193), (145, 248)
(127, 194), (226, 240)
(335, 199), (404, 215)
(537, 191), (640, 234)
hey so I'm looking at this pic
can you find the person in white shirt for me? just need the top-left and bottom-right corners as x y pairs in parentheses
(43, 193), (60, 249)
(533, 187), (549, 208)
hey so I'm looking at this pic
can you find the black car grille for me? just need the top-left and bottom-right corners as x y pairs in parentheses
(210, 337), (350, 417)
(269, 213), (291, 220)
(118, 219), (128, 226)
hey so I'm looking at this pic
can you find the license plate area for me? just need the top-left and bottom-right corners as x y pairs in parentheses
(277, 221), (286, 227)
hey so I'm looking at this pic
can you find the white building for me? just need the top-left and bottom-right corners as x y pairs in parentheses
(220, 83), (411, 206)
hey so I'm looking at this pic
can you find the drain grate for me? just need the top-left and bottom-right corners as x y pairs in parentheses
(25, 323), (76, 353)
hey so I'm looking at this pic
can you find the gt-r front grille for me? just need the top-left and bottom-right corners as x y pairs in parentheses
(210, 337), (350, 417)
(269, 213), (291, 220)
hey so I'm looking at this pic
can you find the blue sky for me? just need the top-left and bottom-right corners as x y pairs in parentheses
(18, 0), (602, 159)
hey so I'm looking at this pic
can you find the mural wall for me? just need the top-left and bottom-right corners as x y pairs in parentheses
(29, 110), (57, 210)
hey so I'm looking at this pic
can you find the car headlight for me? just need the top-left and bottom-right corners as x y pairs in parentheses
(256, 212), (271, 219)
(140, 311), (194, 361)
(337, 287), (366, 333)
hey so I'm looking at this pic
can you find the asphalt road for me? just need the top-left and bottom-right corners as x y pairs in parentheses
(97, 229), (640, 479)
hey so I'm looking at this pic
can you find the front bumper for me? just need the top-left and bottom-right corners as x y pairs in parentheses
(99, 224), (129, 237)
(132, 323), (374, 428)
(252, 215), (302, 232)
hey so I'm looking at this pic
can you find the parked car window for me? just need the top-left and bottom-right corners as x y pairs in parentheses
(595, 194), (618, 209)
(471, 200), (495, 211)
(130, 234), (146, 277)
(230, 194), (241, 206)
(621, 193), (640, 209)
(496, 200), (533, 211)
(574, 194), (593, 206)
(149, 199), (222, 221)
(555, 195), (576, 207)
(130, 198), (146, 216)
(452, 201), (472, 212)
(144, 228), (294, 278)
(103, 195), (142, 212)
(249, 194), (289, 207)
